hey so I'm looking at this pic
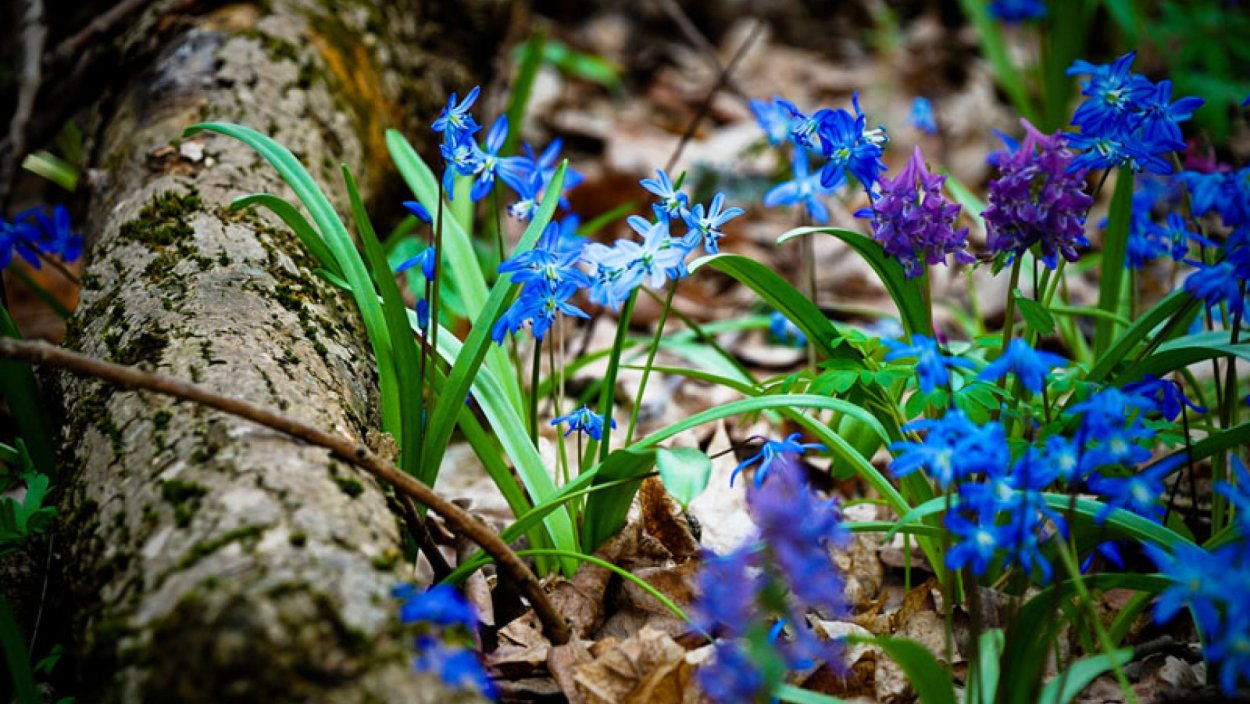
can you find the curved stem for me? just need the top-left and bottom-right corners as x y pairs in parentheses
(626, 282), (676, 444)
(0, 338), (573, 645)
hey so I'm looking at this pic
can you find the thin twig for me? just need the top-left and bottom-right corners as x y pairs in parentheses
(0, 338), (572, 646)
(663, 20), (764, 175)
(0, 0), (47, 210)
(47, 0), (152, 68)
(655, 0), (750, 101)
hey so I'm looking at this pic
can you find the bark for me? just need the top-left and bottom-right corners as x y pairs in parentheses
(45, 0), (510, 701)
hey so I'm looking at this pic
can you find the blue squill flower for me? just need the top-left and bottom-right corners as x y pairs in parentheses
(774, 98), (823, 151)
(395, 246), (436, 280)
(551, 405), (615, 441)
(640, 169), (690, 221)
(413, 635), (498, 701)
(692, 547), (760, 637)
(816, 92), (888, 192)
(1144, 542), (1225, 634)
(856, 146), (972, 278)
(1124, 374), (1205, 421)
(1184, 253), (1250, 315)
(498, 221), (590, 292)
(1178, 167), (1250, 229)
(750, 97), (794, 146)
(469, 115), (532, 202)
(989, 0), (1046, 21)
(1152, 212), (1214, 262)
(764, 150), (835, 224)
(440, 135), (480, 193)
(395, 584), (479, 629)
(1088, 462), (1172, 522)
(1067, 53), (1154, 138)
(889, 411), (1007, 489)
(945, 508), (1009, 576)
(977, 339), (1067, 393)
(1136, 80), (1206, 147)
(431, 86), (482, 143)
(683, 193), (745, 254)
(768, 310), (806, 347)
(731, 433), (824, 488)
(910, 97), (937, 135)
(402, 200), (432, 224)
(882, 334), (974, 393)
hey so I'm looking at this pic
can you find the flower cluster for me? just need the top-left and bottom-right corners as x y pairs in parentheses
(982, 119), (1093, 269)
(1065, 52), (1204, 175)
(393, 584), (497, 700)
(856, 146), (973, 278)
(752, 92), (889, 224)
(1147, 459), (1250, 694)
(882, 334), (973, 394)
(1183, 226), (1250, 315)
(695, 452), (847, 701)
(432, 85), (582, 216)
(0, 205), (83, 271)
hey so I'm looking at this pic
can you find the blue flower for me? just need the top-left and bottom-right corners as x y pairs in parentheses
(468, 115), (532, 202)
(2, 205), (82, 270)
(977, 339), (1067, 393)
(498, 221), (590, 292)
(763, 150), (835, 224)
(693, 547), (761, 637)
(748, 454), (847, 613)
(1136, 80), (1205, 147)
(394, 584), (479, 629)
(413, 635), (498, 701)
(551, 405), (615, 441)
(768, 310), (806, 347)
(909, 97), (937, 135)
(1184, 253), (1250, 316)
(1179, 167), (1250, 229)
(640, 169), (690, 221)
(750, 97), (794, 146)
(989, 0), (1046, 22)
(1067, 53), (1154, 138)
(774, 98), (823, 151)
(440, 135), (480, 193)
(889, 411), (1008, 489)
(431, 86), (482, 143)
(696, 640), (767, 703)
(731, 433), (824, 488)
(402, 200), (432, 223)
(882, 334), (974, 393)
(1144, 542), (1225, 634)
(492, 281), (589, 342)
(683, 192), (745, 254)
(945, 507), (1009, 576)
(395, 246), (436, 280)
(816, 92), (888, 192)
(617, 215), (699, 288)
(1124, 374), (1205, 421)
(1087, 462), (1172, 522)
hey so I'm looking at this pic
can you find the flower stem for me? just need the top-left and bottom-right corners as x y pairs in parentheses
(1000, 257), (1024, 355)
(626, 282), (676, 444)
(1055, 539), (1139, 704)
(529, 339), (542, 445)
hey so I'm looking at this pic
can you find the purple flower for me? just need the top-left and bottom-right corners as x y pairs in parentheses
(977, 339), (1067, 393)
(696, 640), (767, 702)
(982, 119), (1093, 269)
(692, 547), (760, 637)
(857, 146), (971, 277)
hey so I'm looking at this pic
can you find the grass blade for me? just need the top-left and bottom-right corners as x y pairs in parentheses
(0, 307), (56, 475)
(231, 193), (341, 277)
(1093, 172), (1135, 355)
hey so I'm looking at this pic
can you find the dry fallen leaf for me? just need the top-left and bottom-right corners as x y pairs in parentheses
(573, 626), (698, 704)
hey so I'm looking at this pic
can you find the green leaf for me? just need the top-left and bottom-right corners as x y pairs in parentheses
(580, 448), (660, 553)
(230, 193), (341, 278)
(1087, 290), (1196, 383)
(975, 629), (1005, 704)
(1094, 173), (1135, 355)
(185, 122), (400, 442)
(1016, 293), (1056, 337)
(1116, 330), (1250, 383)
(0, 306), (56, 475)
(0, 595), (40, 704)
(21, 150), (78, 191)
(418, 162), (566, 489)
(852, 635), (956, 704)
(656, 447), (712, 510)
(1040, 648), (1134, 704)
(385, 129), (523, 412)
(774, 684), (852, 704)
(777, 227), (932, 339)
(503, 30), (546, 156)
(343, 165), (423, 471)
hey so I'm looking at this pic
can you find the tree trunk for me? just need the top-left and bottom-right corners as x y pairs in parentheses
(46, 1), (509, 700)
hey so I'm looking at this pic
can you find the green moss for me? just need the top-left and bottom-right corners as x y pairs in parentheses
(81, 271), (101, 290)
(273, 282), (306, 313)
(118, 190), (203, 250)
(370, 549), (399, 571)
(176, 524), (269, 570)
(114, 328), (169, 366)
(334, 476), (364, 498)
(153, 410), (173, 429)
(161, 479), (207, 504)
(289, 531), (307, 547)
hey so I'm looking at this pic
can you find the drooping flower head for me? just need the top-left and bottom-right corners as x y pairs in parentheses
(982, 119), (1093, 269)
(468, 115), (532, 202)
(857, 146), (972, 278)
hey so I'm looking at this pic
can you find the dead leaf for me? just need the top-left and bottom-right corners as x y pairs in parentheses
(640, 477), (700, 560)
(687, 422), (756, 554)
(549, 639), (596, 704)
(573, 626), (697, 704)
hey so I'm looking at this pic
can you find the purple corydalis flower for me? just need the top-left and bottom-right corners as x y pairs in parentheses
(731, 432), (824, 488)
(982, 119), (1093, 269)
(857, 146), (972, 278)
(977, 338), (1067, 393)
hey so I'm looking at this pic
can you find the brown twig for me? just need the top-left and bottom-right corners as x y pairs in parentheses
(664, 20), (763, 175)
(0, 338), (572, 646)
(47, 0), (153, 68)
(0, 0), (47, 210)
(655, 0), (750, 101)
